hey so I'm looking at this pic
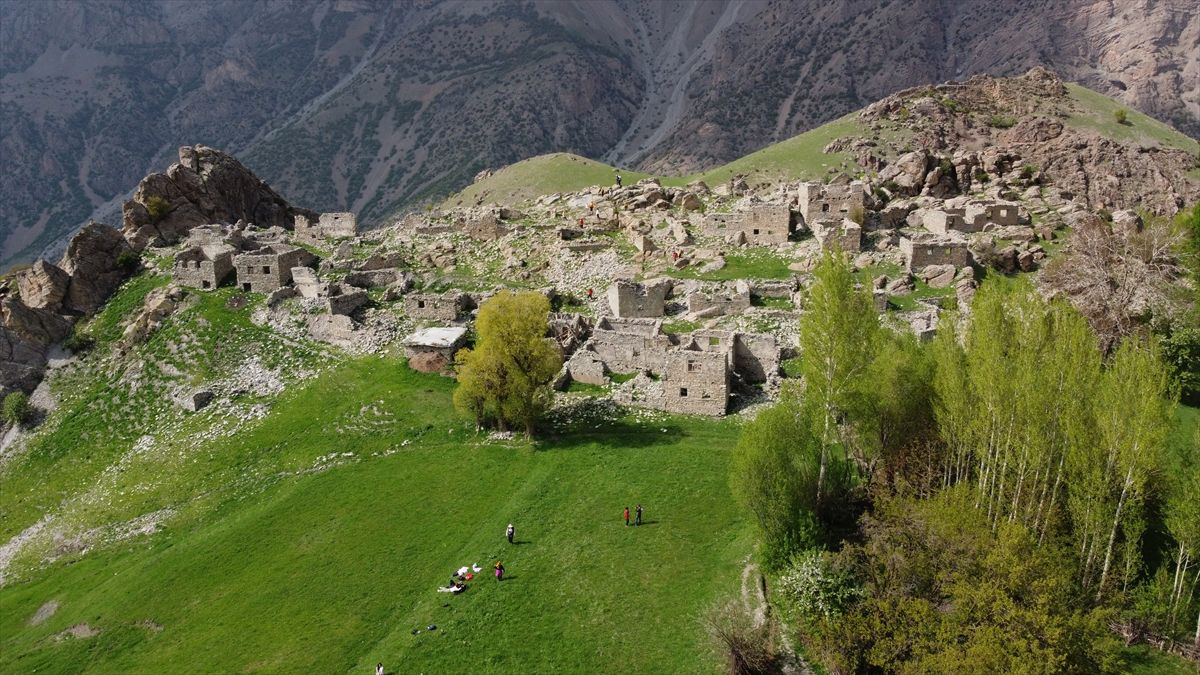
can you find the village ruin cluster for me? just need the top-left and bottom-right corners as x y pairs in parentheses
(83, 143), (1128, 418)
(2, 121), (1164, 418)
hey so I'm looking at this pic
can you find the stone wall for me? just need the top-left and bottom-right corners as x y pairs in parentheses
(811, 218), (862, 252)
(173, 245), (233, 290)
(733, 333), (779, 384)
(900, 234), (971, 271)
(703, 204), (790, 245)
(233, 245), (312, 293)
(326, 285), (369, 315)
(657, 348), (729, 416)
(797, 181), (866, 225)
(607, 279), (671, 318)
(686, 281), (751, 317)
(405, 292), (465, 321)
(295, 212), (357, 243)
(589, 325), (673, 373)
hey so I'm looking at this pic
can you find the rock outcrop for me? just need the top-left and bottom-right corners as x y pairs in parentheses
(59, 222), (132, 315)
(122, 145), (315, 250)
(16, 261), (70, 311)
(1, 296), (72, 396)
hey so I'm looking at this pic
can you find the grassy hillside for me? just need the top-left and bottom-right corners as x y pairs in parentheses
(0, 277), (752, 673)
(1065, 83), (1200, 155)
(446, 80), (1200, 211)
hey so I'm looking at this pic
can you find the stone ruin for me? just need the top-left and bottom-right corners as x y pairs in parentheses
(607, 279), (672, 318)
(900, 233), (971, 271)
(294, 212), (357, 244)
(173, 244), (234, 291)
(702, 204), (791, 245)
(811, 218), (863, 252)
(403, 326), (469, 374)
(232, 244), (315, 293)
(405, 292), (471, 321)
(797, 180), (866, 225)
(921, 200), (1021, 235)
(561, 317), (782, 416)
(687, 281), (751, 318)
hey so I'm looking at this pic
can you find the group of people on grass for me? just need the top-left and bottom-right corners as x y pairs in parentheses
(623, 504), (644, 527)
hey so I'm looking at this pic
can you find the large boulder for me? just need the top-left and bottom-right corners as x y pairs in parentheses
(16, 260), (70, 311)
(879, 150), (930, 195)
(59, 222), (132, 315)
(1, 296), (73, 396)
(122, 145), (316, 249)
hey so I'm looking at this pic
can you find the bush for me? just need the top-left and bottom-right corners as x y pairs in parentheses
(988, 114), (1017, 129)
(972, 168), (990, 183)
(1019, 164), (1038, 180)
(116, 250), (141, 274)
(1113, 109), (1129, 125)
(703, 598), (778, 675)
(846, 203), (865, 225)
(778, 550), (862, 624)
(3, 391), (32, 427)
(63, 327), (96, 354)
(143, 196), (172, 222)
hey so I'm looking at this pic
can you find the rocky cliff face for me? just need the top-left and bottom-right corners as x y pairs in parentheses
(123, 145), (314, 250)
(2, 0), (1197, 266)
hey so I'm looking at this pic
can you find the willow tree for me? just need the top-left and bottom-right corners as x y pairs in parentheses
(453, 291), (562, 436)
(798, 250), (880, 505)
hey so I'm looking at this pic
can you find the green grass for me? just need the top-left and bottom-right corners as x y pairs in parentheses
(1122, 645), (1197, 675)
(669, 250), (795, 282)
(1065, 84), (1200, 154)
(0, 280), (751, 673)
(750, 296), (795, 310)
(446, 153), (657, 208)
(662, 319), (701, 334)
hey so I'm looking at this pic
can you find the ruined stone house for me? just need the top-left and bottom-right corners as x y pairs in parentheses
(295, 212), (357, 244)
(797, 181), (866, 225)
(233, 244), (314, 293)
(703, 204), (791, 245)
(607, 279), (671, 318)
(402, 326), (469, 374)
(173, 244), (234, 290)
(687, 281), (751, 318)
(900, 233), (971, 271)
(658, 348), (730, 416)
(405, 292), (470, 321)
(811, 218), (863, 252)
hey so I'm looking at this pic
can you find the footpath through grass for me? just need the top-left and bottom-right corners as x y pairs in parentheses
(0, 352), (750, 673)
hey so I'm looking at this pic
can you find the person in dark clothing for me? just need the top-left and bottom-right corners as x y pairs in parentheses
(506, 523), (515, 544)
(615, 173), (622, 188)
(635, 504), (643, 526)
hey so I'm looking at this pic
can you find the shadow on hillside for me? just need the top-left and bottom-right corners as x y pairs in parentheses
(537, 419), (687, 452)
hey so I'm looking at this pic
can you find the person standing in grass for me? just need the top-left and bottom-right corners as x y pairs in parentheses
(635, 504), (643, 526)
(376, 663), (384, 675)
(495, 561), (505, 581)
(624, 506), (630, 526)
(506, 523), (515, 544)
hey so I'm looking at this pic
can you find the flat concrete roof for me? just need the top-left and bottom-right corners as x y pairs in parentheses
(403, 326), (468, 348)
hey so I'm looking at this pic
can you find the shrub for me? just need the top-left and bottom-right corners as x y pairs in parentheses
(63, 327), (96, 354)
(2, 391), (32, 427)
(143, 195), (172, 222)
(972, 168), (990, 183)
(116, 250), (141, 274)
(847, 204), (865, 225)
(778, 550), (862, 624)
(988, 114), (1017, 129)
(703, 598), (778, 675)
(1019, 164), (1038, 180)
(1113, 109), (1129, 125)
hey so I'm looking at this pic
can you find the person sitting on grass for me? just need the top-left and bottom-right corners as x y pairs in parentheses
(438, 581), (466, 593)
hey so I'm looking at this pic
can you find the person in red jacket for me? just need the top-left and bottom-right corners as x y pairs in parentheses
(623, 506), (630, 526)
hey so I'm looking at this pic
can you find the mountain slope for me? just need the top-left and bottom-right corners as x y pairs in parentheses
(2, 0), (1197, 267)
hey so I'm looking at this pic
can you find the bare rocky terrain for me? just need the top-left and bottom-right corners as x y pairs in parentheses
(2, 0), (1197, 268)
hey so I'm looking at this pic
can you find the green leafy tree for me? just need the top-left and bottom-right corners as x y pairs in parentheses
(452, 291), (561, 436)
(729, 393), (825, 567)
(798, 250), (880, 504)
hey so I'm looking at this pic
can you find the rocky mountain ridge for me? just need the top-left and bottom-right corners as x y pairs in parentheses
(2, 0), (1197, 268)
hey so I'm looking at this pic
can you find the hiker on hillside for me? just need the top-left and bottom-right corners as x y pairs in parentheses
(506, 523), (515, 544)
(635, 503), (643, 526)
(615, 173), (622, 188)
(624, 506), (630, 526)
